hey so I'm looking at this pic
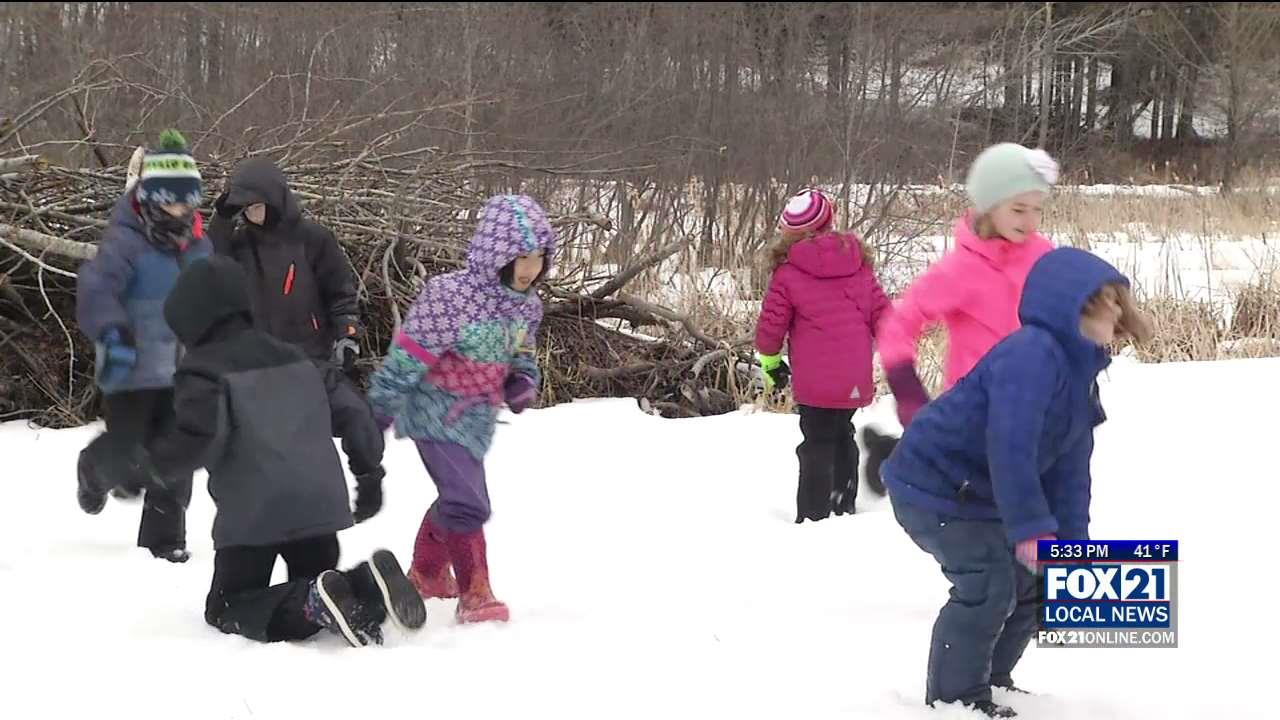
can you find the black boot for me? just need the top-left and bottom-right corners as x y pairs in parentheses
(861, 426), (898, 497)
(971, 700), (1018, 718)
(303, 571), (383, 647)
(77, 450), (107, 515)
(368, 549), (427, 630)
(150, 545), (191, 563)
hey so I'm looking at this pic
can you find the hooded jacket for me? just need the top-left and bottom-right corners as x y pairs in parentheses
(208, 158), (359, 360)
(754, 231), (890, 409)
(882, 248), (1124, 544)
(368, 195), (557, 460)
(876, 215), (1052, 390)
(146, 255), (353, 549)
(76, 192), (211, 393)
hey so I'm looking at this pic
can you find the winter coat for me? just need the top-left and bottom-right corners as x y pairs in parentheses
(76, 193), (212, 393)
(876, 215), (1052, 390)
(881, 247), (1123, 544)
(755, 232), (890, 409)
(207, 158), (359, 360)
(368, 195), (557, 460)
(145, 255), (353, 550)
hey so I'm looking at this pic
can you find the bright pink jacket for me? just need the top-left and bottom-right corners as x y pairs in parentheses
(755, 232), (889, 409)
(877, 215), (1053, 389)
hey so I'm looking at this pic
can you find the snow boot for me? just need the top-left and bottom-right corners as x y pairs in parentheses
(149, 545), (191, 563)
(445, 528), (509, 624)
(409, 517), (459, 599)
(340, 561), (389, 628)
(861, 426), (898, 497)
(971, 700), (1018, 718)
(76, 451), (107, 515)
(368, 549), (428, 630)
(303, 570), (383, 647)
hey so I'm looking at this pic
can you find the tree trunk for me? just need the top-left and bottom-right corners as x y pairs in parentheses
(1176, 64), (1199, 142)
(1069, 55), (1084, 143)
(1084, 55), (1099, 132)
(1160, 64), (1177, 143)
(1038, 2), (1053, 149)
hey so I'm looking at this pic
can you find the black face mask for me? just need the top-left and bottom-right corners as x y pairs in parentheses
(140, 203), (194, 251)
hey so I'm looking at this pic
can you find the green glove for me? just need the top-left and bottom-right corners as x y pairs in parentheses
(756, 352), (791, 392)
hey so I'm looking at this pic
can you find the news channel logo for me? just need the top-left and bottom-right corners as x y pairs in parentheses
(1036, 540), (1178, 649)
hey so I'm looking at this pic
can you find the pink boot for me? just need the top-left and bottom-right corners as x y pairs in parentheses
(445, 528), (509, 624)
(409, 516), (459, 599)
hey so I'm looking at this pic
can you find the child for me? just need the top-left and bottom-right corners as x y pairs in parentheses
(90, 255), (425, 647)
(882, 247), (1152, 718)
(208, 157), (385, 521)
(368, 194), (556, 624)
(867, 143), (1060, 494)
(754, 189), (890, 522)
(74, 129), (211, 563)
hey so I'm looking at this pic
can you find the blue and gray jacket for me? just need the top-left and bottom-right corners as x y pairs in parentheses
(76, 193), (212, 394)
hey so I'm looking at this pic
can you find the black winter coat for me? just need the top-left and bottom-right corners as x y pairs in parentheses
(208, 158), (359, 360)
(147, 255), (354, 549)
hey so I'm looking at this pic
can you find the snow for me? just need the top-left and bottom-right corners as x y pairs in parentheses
(2, 355), (1274, 719)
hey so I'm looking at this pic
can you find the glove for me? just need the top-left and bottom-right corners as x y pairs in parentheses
(95, 327), (137, 392)
(504, 373), (538, 414)
(333, 337), (359, 374)
(1015, 533), (1057, 574)
(756, 352), (791, 392)
(213, 191), (239, 219)
(884, 363), (929, 427)
(353, 467), (385, 524)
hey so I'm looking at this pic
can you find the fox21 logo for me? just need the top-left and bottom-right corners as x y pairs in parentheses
(1037, 540), (1178, 649)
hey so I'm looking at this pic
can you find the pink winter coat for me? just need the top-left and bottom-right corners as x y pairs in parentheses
(877, 215), (1053, 389)
(755, 232), (890, 409)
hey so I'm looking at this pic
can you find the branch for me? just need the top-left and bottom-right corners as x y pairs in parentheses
(0, 224), (97, 261)
(0, 155), (46, 174)
(589, 237), (689, 300)
(616, 293), (722, 349)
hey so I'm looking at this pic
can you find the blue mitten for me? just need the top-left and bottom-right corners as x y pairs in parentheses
(95, 327), (137, 392)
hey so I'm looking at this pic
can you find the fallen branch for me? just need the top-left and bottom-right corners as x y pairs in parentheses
(0, 155), (46, 174)
(589, 237), (688, 300)
(616, 292), (722, 349)
(0, 224), (97, 261)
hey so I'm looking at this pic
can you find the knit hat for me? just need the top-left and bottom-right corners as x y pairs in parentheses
(779, 189), (834, 233)
(135, 129), (203, 207)
(965, 143), (1059, 215)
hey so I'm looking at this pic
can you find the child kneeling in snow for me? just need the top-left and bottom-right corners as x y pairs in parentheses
(882, 248), (1151, 718)
(93, 256), (425, 647)
(369, 194), (555, 624)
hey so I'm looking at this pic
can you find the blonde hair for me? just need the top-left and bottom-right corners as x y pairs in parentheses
(974, 213), (998, 239)
(1086, 283), (1154, 345)
(768, 228), (874, 271)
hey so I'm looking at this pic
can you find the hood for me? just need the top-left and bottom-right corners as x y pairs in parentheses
(164, 256), (254, 346)
(1019, 247), (1127, 365)
(465, 194), (558, 285)
(786, 232), (863, 279)
(109, 192), (146, 237)
(224, 157), (302, 229)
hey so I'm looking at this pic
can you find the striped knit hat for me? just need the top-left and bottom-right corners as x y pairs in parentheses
(135, 129), (203, 207)
(779, 189), (834, 234)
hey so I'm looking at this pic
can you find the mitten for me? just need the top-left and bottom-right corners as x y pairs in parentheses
(885, 363), (929, 427)
(504, 373), (538, 414)
(353, 467), (385, 524)
(1015, 533), (1057, 574)
(757, 352), (791, 392)
(332, 338), (359, 374)
(213, 191), (239, 218)
(95, 326), (137, 392)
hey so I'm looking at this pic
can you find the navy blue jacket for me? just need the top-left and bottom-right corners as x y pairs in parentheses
(76, 193), (212, 393)
(883, 247), (1125, 544)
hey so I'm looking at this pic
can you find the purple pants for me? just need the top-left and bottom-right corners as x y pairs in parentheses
(414, 439), (490, 533)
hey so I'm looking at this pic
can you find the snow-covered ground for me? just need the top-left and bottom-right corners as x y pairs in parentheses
(2, 355), (1273, 719)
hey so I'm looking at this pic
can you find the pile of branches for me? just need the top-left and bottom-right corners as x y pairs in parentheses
(0, 148), (756, 427)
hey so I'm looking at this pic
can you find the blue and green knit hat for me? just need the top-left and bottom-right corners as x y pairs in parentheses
(135, 129), (203, 207)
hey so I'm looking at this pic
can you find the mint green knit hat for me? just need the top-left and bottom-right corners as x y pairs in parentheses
(965, 143), (1059, 214)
